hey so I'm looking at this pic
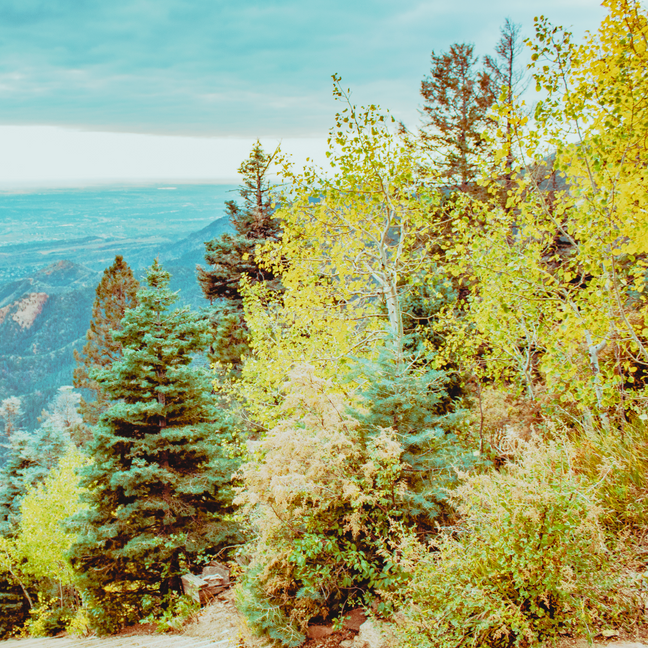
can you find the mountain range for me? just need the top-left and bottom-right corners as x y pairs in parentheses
(0, 216), (232, 429)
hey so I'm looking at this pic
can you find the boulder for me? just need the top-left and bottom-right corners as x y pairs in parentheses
(342, 608), (367, 631)
(355, 619), (388, 648)
(201, 561), (230, 597)
(307, 625), (335, 639)
(181, 561), (231, 603)
(181, 573), (208, 604)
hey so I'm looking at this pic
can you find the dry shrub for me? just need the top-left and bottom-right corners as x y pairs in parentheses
(472, 387), (542, 459)
(235, 365), (409, 646)
(573, 416), (648, 538)
(392, 440), (643, 648)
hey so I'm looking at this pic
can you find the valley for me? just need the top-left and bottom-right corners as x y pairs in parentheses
(0, 184), (235, 428)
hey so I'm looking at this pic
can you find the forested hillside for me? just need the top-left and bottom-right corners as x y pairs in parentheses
(1, 1), (648, 646)
(0, 261), (98, 430)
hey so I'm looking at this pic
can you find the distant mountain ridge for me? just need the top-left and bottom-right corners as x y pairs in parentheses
(0, 260), (99, 428)
(128, 216), (232, 270)
(0, 216), (232, 282)
(0, 217), (233, 428)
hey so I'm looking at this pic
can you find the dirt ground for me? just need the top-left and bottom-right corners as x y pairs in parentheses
(3, 592), (648, 648)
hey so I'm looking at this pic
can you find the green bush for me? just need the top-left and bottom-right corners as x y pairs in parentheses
(393, 441), (642, 648)
(141, 593), (200, 632)
(24, 598), (76, 637)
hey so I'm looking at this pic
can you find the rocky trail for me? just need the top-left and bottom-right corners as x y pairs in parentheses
(1, 591), (647, 648)
(0, 636), (234, 648)
(0, 592), (246, 648)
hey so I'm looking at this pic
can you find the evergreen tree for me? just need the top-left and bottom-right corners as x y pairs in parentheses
(197, 141), (281, 368)
(73, 255), (139, 426)
(0, 397), (22, 467)
(420, 43), (495, 191)
(346, 347), (483, 529)
(0, 390), (78, 536)
(70, 261), (240, 633)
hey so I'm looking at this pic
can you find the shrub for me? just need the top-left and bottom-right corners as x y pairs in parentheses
(573, 416), (648, 536)
(23, 597), (76, 637)
(235, 366), (411, 646)
(393, 441), (642, 648)
(141, 593), (200, 632)
(0, 445), (87, 638)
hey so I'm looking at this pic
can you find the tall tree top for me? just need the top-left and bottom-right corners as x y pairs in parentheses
(226, 140), (280, 240)
(73, 255), (139, 426)
(420, 43), (495, 190)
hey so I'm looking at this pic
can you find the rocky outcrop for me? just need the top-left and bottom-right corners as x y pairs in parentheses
(181, 562), (231, 604)
(0, 292), (48, 329)
(0, 261), (98, 430)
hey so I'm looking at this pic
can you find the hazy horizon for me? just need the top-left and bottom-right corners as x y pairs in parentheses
(0, 0), (607, 186)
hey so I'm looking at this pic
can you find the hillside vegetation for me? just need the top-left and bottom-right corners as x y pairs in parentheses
(1, 1), (648, 646)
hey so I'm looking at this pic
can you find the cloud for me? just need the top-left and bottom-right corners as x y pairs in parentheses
(0, 0), (607, 137)
(0, 125), (330, 186)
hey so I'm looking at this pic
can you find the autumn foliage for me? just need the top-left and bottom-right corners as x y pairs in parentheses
(2, 1), (648, 643)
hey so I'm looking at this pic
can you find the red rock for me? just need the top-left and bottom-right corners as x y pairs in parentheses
(307, 625), (335, 639)
(342, 608), (367, 631)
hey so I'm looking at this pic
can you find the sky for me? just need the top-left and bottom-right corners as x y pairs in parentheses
(0, 0), (607, 186)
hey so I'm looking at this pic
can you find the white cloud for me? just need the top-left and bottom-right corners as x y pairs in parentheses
(0, 126), (329, 187)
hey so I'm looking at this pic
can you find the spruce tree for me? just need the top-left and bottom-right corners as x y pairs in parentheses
(347, 347), (484, 529)
(420, 43), (495, 191)
(70, 261), (240, 632)
(73, 255), (139, 426)
(197, 141), (281, 368)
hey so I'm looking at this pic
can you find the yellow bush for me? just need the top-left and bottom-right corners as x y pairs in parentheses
(392, 441), (642, 648)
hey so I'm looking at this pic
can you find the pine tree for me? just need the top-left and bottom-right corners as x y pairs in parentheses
(484, 19), (527, 188)
(420, 43), (495, 191)
(197, 141), (281, 368)
(225, 140), (281, 240)
(73, 255), (139, 426)
(70, 261), (240, 633)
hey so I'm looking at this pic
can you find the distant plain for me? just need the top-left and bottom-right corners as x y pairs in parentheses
(0, 183), (237, 283)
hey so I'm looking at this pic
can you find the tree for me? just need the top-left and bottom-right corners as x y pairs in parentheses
(73, 255), (139, 427)
(420, 43), (495, 191)
(197, 141), (281, 369)
(0, 389), (80, 535)
(239, 78), (439, 422)
(0, 397), (22, 440)
(70, 261), (240, 633)
(434, 0), (648, 429)
(225, 140), (281, 240)
(0, 397), (23, 467)
(484, 19), (527, 185)
(346, 347), (481, 525)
